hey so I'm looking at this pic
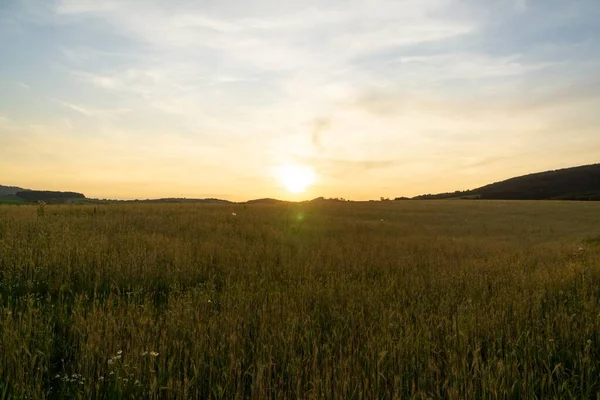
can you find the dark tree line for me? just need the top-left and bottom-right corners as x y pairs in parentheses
(16, 191), (85, 202)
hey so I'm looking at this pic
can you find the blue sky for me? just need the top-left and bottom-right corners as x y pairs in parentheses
(1, 0), (599, 200)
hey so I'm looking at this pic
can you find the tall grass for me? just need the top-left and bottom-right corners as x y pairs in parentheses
(0, 201), (599, 399)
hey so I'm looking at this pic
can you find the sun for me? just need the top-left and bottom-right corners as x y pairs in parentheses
(277, 164), (315, 194)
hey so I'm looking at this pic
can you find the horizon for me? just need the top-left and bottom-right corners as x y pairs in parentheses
(1, 0), (600, 201)
(3, 161), (599, 202)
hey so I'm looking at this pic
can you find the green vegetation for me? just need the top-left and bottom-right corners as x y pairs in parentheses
(0, 201), (599, 398)
(0, 195), (24, 204)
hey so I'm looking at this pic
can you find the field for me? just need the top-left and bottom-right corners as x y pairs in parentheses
(1, 201), (600, 399)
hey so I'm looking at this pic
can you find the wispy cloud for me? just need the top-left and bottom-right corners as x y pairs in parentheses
(53, 99), (130, 121)
(57, 100), (93, 116)
(72, 71), (120, 89)
(311, 117), (332, 152)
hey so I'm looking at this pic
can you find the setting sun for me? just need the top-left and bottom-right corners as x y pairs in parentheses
(277, 165), (315, 194)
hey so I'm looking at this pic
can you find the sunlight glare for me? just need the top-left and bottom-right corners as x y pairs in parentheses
(278, 165), (315, 194)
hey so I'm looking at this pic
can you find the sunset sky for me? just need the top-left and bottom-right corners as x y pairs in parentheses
(1, 0), (599, 201)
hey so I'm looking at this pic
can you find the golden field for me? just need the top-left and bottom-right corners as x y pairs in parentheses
(0, 201), (599, 399)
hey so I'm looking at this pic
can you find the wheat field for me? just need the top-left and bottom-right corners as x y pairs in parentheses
(0, 201), (599, 399)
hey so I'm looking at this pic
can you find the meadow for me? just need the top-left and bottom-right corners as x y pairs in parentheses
(0, 200), (599, 399)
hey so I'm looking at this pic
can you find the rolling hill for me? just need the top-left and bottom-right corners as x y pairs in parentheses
(245, 198), (289, 204)
(0, 186), (87, 203)
(411, 164), (600, 200)
(0, 185), (28, 196)
(0, 186), (28, 203)
(134, 198), (232, 204)
(16, 190), (86, 202)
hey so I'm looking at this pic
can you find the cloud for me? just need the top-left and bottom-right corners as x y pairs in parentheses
(51, 0), (475, 73)
(460, 154), (526, 170)
(353, 70), (600, 121)
(296, 155), (397, 180)
(514, 0), (527, 12)
(54, 99), (130, 121)
(56, 100), (93, 116)
(54, 1), (120, 15)
(72, 71), (119, 89)
(44, 1), (477, 132)
(311, 117), (332, 151)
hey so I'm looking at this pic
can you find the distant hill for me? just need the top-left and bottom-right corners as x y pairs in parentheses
(1, 186), (87, 203)
(133, 198), (231, 204)
(411, 164), (600, 200)
(245, 198), (289, 204)
(0, 185), (28, 196)
(308, 197), (349, 203)
(16, 190), (86, 202)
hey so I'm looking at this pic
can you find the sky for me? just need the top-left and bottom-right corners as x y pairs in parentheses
(1, 0), (599, 201)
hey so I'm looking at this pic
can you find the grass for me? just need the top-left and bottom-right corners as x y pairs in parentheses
(0, 200), (599, 399)
(0, 195), (24, 205)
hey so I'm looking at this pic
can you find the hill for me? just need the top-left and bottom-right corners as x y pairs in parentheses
(0, 185), (28, 196)
(245, 198), (289, 204)
(308, 197), (349, 203)
(133, 198), (232, 204)
(1, 186), (87, 203)
(411, 164), (600, 200)
(15, 190), (86, 203)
